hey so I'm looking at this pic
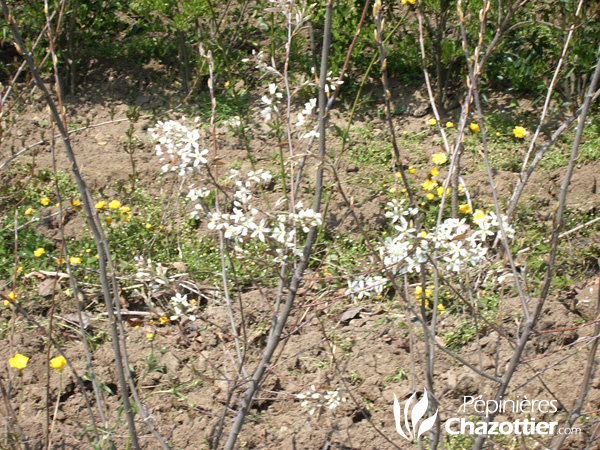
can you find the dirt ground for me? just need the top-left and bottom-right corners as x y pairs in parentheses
(1, 57), (600, 449)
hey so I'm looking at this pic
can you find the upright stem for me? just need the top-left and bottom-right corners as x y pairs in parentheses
(1, 2), (140, 448)
(222, 2), (333, 449)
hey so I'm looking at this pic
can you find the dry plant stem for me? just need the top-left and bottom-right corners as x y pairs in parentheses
(47, 4), (165, 446)
(374, 4), (413, 205)
(472, 50), (600, 450)
(45, 132), (89, 448)
(222, 3), (333, 449)
(293, 0), (370, 197)
(505, 87), (600, 222)
(283, 2), (296, 210)
(417, 5), (467, 225)
(457, 12), (530, 322)
(520, 0), (584, 175)
(47, 373), (62, 450)
(0, 4), (141, 449)
(0, 377), (30, 450)
(12, 304), (100, 446)
(315, 317), (404, 450)
(205, 47), (247, 372)
(205, 46), (247, 450)
(518, 216), (600, 254)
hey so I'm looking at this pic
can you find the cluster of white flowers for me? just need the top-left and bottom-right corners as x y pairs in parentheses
(223, 115), (242, 130)
(345, 274), (386, 300)
(323, 70), (345, 95)
(297, 385), (346, 416)
(170, 292), (198, 322)
(149, 118), (209, 177)
(134, 257), (168, 293)
(346, 201), (515, 299)
(296, 98), (319, 139)
(150, 116), (324, 271)
(259, 83), (319, 139)
(206, 172), (322, 264)
(260, 83), (283, 121)
(381, 203), (514, 275)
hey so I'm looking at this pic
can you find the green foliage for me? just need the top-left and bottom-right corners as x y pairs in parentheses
(348, 124), (393, 167)
(443, 321), (477, 350)
(386, 367), (407, 383)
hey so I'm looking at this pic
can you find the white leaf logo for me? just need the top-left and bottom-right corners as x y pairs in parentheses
(393, 388), (438, 441)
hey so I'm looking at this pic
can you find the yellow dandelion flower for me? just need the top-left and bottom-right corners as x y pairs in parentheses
(513, 126), (527, 138)
(446, 121), (454, 128)
(105, 216), (112, 225)
(69, 256), (82, 265)
(55, 258), (65, 264)
(469, 123), (481, 133)
(25, 207), (35, 216)
(7, 291), (17, 301)
(123, 213), (132, 223)
(459, 204), (472, 214)
(431, 153), (448, 165)
(3, 300), (10, 307)
(428, 118), (437, 126)
(422, 179), (438, 191)
(9, 353), (29, 370)
(420, 230), (428, 238)
(408, 166), (416, 174)
(159, 316), (170, 325)
(438, 304), (445, 311)
(458, 184), (465, 194)
(426, 193), (435, 200)
(473, 209), (485, 224)
(40, 197), (50, 206)
(71, 199), (82, 207)
(95, 201), (107, 210)
(109, 200), (121, 210)
(50, 356), (67, 372)
(430, 168), (439, 177)
(34, 248), (45, 258)
(145, 223), (153, 230)
(146, 333), (155, 341)
(119, 206), (131, 214)
(415, 286), (423, 297)
(425, 288), (433, 297)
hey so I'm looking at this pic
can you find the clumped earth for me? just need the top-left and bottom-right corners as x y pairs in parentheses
(1, 57), (600, 449)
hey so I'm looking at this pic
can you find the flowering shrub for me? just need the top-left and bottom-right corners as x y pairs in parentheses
(345, 199), (514, 300)
(151, 118), (323, 269)
(150, 118), (211, 179)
